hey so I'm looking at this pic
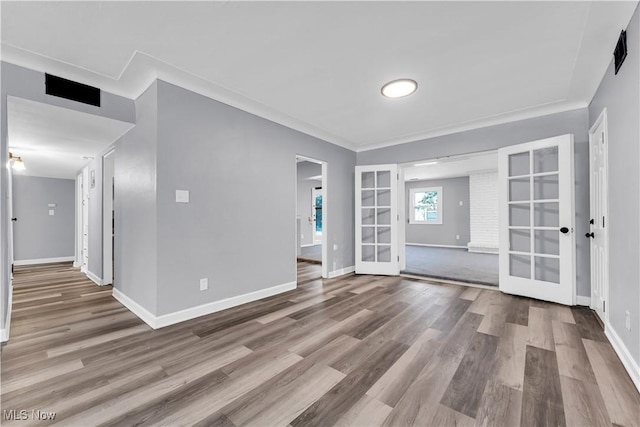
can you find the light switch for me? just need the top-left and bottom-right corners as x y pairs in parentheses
(48, 203), (57, 208)
(175, 190), (190, 203)
(49, 210), (55, 216)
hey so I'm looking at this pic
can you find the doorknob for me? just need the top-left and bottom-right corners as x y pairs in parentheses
(589, 218), (595, 225)
(560, 227), (569, 234)
(11, 218), (17, 222)
(585, 232), (594, 239)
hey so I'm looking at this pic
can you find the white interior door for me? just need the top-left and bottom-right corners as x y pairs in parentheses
(498, 134), (576, 305)
(589, 111), (608, 321)
(82, 167), (89, 273)
(356, 164), (399, 275)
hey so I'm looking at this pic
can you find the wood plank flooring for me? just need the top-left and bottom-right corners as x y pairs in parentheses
(1, 261), (638, 426)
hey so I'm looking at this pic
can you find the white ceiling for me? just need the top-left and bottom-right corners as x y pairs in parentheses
(404, 151), (498, 181)
(2, 2), (637, 151)
(8, 97), (134, 179)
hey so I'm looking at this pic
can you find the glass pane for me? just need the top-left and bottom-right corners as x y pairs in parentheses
(534, 146), (559, 174)
(509, 152), (530, 176)
(362, 208), (375, 225)
(509, 178), (530, 202)
(534, 230), (560, 256)
(362, 190), (375, 207)
(510, 229), (531, 253)
(362, 245), (375, 262)
(509, 203), (530, 226)
(377, 171), (391, 188)
(377, 189), (391, 207)
(362, 172), (375, 188)
(510, 254), (531, 279)
(535, 257), (560, 283)
(362, 227), (375, 244)
(534, 202), (559, 227)
(377, 227), (391, 244)
(534, 174), (559, 200)
(377, 208), (391, 225)
(377, 245), (391, 262)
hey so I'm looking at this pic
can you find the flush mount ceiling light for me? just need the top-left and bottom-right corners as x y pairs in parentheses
(414, 161), (438, 167)
(381, 79), (418, 98)
(9, 152), (25, 171)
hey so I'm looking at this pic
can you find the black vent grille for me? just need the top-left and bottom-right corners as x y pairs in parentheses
(614, 30), (627, 75)
(45, 74), (101, 107)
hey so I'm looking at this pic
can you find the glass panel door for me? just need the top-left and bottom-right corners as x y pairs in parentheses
(498, 135), (575, 305)
(355, 165), (398, 275)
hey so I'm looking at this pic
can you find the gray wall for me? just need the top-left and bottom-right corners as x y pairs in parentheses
(405, 177), (470, 247)
(358, 109), (591, 297)
(588, 4), (639, 366)
(297, 161), (322, 247)
(1, 61), (135, 332)
(113, 80), (355, 316)
(12, 175), (75, 261)
(114, 82), (158, 314)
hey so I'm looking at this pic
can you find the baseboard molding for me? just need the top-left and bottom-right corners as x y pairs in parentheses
(327, 266), (355, 279)
(605, 323), (640, 393)
(13, 256), (75, 266)
(113, 280), (297, 329)
(112, 288), (157, 329)
(0, 328), (7, 343)
(406, 243), (468, 249)
(73, 261), (80, 268)
(576, 295), (591, 306)
(300, 243), (319, 248)
(86, 271), (103, 286)
(1, 285), (13, 343)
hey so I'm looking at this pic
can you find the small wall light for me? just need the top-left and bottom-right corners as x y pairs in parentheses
(9, 153), (26, 171)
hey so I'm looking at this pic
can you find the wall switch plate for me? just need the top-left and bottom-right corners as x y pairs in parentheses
(48, 203), (57, 208)
(626, 310), (631, 331)
(200, 278), (208, 291)
(456, 235), (460, 240)
(459, 201), (463, 206)
(333, 244), (338, 251)
(176, 190), (190, 203)
(49, 210), (55, 216)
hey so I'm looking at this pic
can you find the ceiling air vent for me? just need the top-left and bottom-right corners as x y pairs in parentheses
(614, 30), (627, 75)
(45, 74), (101, 107)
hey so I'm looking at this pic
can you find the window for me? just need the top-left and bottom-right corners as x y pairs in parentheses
(410, 187), (443, 224)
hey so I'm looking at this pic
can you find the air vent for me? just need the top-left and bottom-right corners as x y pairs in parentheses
(614, 30), (627, 75)
(45, 74), (101, 107)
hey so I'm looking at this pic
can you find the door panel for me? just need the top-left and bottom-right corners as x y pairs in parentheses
(498, 135), (575, 305)
(590, 113), (608, 321)
(356, 165), (398, 275)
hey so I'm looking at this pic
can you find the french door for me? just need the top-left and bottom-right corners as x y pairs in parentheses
(498, 134), (576, 305)
(355, 165), (399, 275)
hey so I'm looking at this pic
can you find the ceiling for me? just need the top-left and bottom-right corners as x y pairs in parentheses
(404, 151), (498, 181)
(8, 97), (134, 179)
(2, 2), (637, 151)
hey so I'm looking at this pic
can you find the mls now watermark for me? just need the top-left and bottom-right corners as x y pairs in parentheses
(4, 409), (57, 421)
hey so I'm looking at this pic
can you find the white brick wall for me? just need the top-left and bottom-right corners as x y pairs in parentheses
(468, 172), (499, 253)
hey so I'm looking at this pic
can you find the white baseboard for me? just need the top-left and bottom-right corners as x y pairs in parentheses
(327, 265), (355, 279)
(0, 328), (7, 343)
(86, 271), (103, 286)
(112, 288), (157, 329)
(605, 323), (640, 393)
(468, 247), (499, 254)
(576, 295), (591, 306)
(13, 256), (75, 266)
(113, 280), (297, 329)
(406, 243), (468, 249)
(300, 243), (319, 248)
(73, 261), (80, 268)
(1, 285), (13, 343)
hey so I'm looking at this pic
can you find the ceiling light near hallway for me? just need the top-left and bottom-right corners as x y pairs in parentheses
(381, 79), (418, 98)
(9, 153), (25, 171)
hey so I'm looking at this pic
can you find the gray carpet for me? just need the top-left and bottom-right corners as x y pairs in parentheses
(298, 244), (322, 263)
(403, 245), (499, 286)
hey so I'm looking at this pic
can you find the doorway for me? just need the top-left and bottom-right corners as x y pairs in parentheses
(296, 155), (327, 281)
(103, 150), (115, 286)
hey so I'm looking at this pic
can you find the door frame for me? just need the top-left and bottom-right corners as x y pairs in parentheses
(295, 155), (328, 279)
(311, 186), (323, 245)
(75, 172), (83, 268)
(588, 108), (609, 322)
(102, 149), (115, 286)
(81, 167), (89, 274)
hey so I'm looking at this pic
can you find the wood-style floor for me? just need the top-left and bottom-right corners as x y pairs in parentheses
(1, 261), (639, 426)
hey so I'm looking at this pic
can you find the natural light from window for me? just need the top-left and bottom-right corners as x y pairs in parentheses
(410, 187), (443, 224)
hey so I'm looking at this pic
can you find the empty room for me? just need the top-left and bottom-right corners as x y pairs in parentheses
(1, 2), (639, 426)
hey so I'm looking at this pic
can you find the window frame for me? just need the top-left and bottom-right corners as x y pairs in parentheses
(409, 186), (443, 225)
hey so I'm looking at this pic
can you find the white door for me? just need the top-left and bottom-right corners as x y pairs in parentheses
(82, 168), (89, 273)
(7, 166), (14, 276)
(311, 187), (322, 245)
(355, 164), (399, 275)
(589, 111), (608, 321)
(498, 134), (576, 305)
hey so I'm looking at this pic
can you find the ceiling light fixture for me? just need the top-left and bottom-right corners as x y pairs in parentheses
(381, 79), (418, 98)
(9, 152), (26, 171)
(414, 161), (438, 167)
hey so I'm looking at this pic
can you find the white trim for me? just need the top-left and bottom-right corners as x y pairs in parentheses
(400, 273), (498, 290)
(605, 323), (640, 393)
(576, 295), (591, 306)
(112, 288), (157, 329)
(0, 329), (7, 343)
(327, 266), (355, 279)
(113, 281), (297, 329)
(13, 256), (75, 266)
(73, 262), (80, 268)
(103, 150), (115, 286)
(467, 245), (499, 254)
(86, 271), (104, 286)
(1, 285), (13, 342)
(407, 243), (468, 249)
(300, 243), (318, 248)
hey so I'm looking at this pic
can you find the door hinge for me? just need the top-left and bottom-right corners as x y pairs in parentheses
(603, 301), (606, 312)
(602, 216), (605, 228)
(397, 214), (399, 221)
(397, 256), (400, 261)
(397, 173), (399, 180)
